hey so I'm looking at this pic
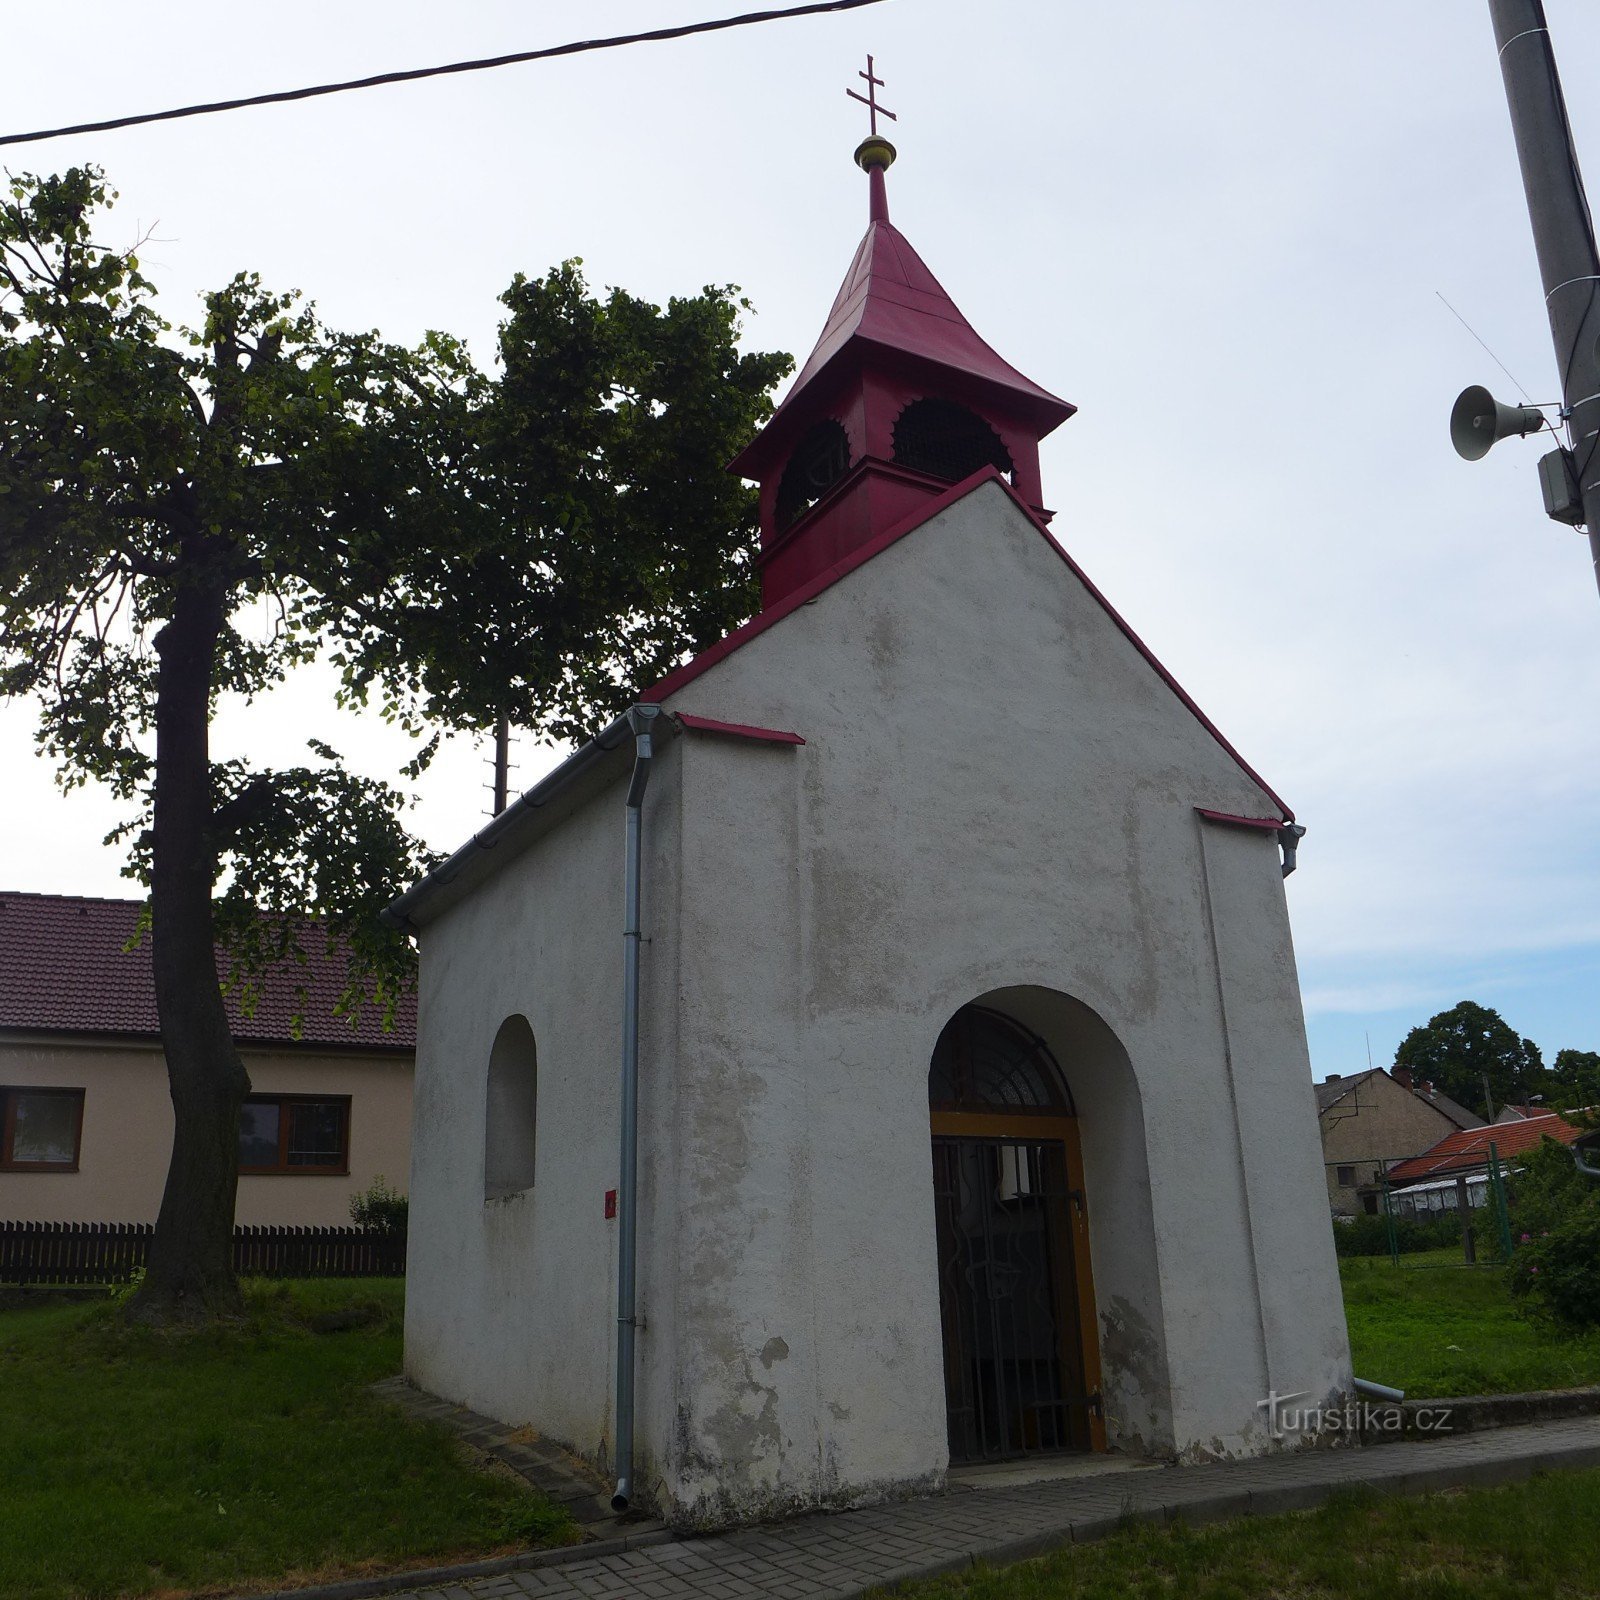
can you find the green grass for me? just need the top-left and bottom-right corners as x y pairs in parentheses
(1340, 1253), (1600, 1398)
(870, 1469), (1600, 1598)
(0, 1280), (578, 1600)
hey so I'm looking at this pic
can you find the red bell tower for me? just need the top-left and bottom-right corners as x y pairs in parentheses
(729, 63), (1077, 611)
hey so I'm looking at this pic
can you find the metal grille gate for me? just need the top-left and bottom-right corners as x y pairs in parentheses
(932, 1135), (1093, 1462)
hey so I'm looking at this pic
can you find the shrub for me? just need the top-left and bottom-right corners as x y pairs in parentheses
(1511, 1207), (1600, 1328)
(1332, 1211), (1462, 1257)
(1509, 1136), (1593, 1237)
(349, 1175), (408, 1233)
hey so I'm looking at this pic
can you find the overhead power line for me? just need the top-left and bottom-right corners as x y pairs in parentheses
(0, 0), (894, 150)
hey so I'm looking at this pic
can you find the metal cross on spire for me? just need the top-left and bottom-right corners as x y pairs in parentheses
(847, 54), (896, 137)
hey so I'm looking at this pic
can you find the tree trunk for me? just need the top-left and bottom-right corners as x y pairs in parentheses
(125, 581), (250, 1324)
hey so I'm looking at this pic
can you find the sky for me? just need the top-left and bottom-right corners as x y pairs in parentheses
(4, 1), (1599, 1083)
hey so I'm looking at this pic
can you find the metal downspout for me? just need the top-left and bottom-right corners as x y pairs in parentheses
(613, 703), (659, 1513)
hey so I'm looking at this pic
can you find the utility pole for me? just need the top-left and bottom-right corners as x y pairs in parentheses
(1487, 0), (1600, 597)
(492, 711), (511, 816)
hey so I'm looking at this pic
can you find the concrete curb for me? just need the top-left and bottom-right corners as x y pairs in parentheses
(1359, 1385), (1600, 1443)
(249, 1526), (676, 1600)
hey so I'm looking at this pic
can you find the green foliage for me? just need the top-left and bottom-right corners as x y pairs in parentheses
(0, 167), (468, 1013)
(337, 260), (793, 745)
(1508, 1134), (1593, 1238)
(0, 164), (789, 1014)
(1552, 1048), (1600, 1109)
(1500, 1137), (1600, 1329)
(1331, 1211), (1461, 1257)
(0, 1280), (576, 1600)
(1512, 1209), (1600, 1329)
(349, 1174), (408, 1233)
(867, 1468), (1600, 1599)
(1393, 1000), (1547, 1114)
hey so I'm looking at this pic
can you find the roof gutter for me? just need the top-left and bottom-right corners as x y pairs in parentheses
(383, 710), (642, 934)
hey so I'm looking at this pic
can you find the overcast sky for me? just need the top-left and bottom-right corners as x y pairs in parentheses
(5, 1), (1599, 1084)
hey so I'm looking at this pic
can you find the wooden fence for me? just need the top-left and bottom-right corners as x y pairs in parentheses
(0, 1221), (406, 1284)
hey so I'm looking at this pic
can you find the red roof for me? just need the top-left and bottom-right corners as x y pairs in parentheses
(0, 893), (414, 1052)
(729, 209), (1074, 479)
(795, 216), (1070, 412)
(1385, 1112), (1584, 1186)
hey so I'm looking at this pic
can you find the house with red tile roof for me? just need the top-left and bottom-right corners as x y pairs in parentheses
(1384, 1111), (1586, 1189)
(0, 892), (414, 1228)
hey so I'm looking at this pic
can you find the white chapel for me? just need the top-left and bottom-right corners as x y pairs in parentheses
(390, 120), (1351, 1530)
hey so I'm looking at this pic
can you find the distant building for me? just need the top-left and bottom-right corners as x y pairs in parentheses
(0, 892), (414, 1226)
(1315, 1067), (1481, 1217)
(1383, 1110), (1586, 1217)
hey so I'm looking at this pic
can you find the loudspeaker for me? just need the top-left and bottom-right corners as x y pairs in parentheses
(1450, 384), (1545, 460)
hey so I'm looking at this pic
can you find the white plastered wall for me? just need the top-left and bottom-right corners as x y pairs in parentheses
(402, 738), (684, 1481)
(650, 479), (1350, 1520)
(401, 478), (1349, 1527)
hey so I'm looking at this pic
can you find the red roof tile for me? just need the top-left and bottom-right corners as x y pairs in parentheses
(0, 892), (414, 1052)
(1385, 1112), (1584, 1187)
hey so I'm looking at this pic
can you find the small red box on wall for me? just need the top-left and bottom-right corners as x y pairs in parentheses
(604, 1189), (617, 1219)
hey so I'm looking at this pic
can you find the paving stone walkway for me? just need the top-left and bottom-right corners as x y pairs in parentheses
(361, 1415), (1600, 1600)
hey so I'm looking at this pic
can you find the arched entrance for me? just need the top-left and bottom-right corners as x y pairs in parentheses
(929, 1005), (1105, 1460)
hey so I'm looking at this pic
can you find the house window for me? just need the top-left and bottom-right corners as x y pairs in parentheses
(485, 1015), (538, 1200)
(1336, 1165), (1356, 1186)
(238, 1095), (350, 1175)
(0, 1087), (84, 1171)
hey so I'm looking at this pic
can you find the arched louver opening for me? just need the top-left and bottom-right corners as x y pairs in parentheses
(893, 399), (1013, 485)
(929, 1006), (1073, 1115)
(775, 420), (852, 531)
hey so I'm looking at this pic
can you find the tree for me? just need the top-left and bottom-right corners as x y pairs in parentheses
(1393, 1000), (1547, 1117)
(0, 167), (788, 1321)
(1552, 1049), (1600, 1110)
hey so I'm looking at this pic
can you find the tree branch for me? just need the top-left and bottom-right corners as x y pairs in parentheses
(208, 772), (276, 842)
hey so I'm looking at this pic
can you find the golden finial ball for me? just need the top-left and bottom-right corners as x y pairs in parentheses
(853, 136), (897, 173)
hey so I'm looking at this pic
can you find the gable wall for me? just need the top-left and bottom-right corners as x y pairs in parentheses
(655, 482), (1347, 1519)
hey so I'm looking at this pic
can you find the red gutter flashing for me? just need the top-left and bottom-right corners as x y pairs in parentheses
(644, 467), (1293, 821)
(672, 712), (805, 746)
(1196, 808), (1287, 832)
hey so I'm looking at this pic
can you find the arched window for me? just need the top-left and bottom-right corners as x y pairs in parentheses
(928, 1006), (1072, 1114)
(485, 1014), (538, 1200)
(893, 399), (1014, 485)
(775, 420), (852, 530)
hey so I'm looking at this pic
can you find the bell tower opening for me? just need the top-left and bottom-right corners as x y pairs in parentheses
(776, 419), (852, 530)
(893, 399), (1014, 485)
